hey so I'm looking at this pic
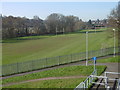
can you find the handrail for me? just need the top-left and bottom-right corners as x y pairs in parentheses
(75, 70), (120, 89)
(105, 72), (120, 75)
(117, 79), (120, 89)
(75, 82), (85, 88)
(74, 69), (97, 89)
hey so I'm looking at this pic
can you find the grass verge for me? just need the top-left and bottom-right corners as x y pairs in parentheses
(3, 78), (86, 88)
(2, 65), (107, 85)
(88, 55), (120, 63)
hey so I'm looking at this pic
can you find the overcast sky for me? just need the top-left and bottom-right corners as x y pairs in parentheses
(2, 2), (118, 21)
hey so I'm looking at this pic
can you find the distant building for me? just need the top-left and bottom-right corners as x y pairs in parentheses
(90, 19), (108, 29)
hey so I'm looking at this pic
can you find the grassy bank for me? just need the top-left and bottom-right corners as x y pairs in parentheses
(88, 55), (120, 63)
(4, 78), (86, 88)
(2, 65), (107, 85)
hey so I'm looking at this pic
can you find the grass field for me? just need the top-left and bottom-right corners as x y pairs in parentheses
(2, 65), (106, 85)
(2, 28), (117, 65)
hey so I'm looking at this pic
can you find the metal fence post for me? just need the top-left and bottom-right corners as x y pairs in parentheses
(67, 55), (69, 63)
(46, 58), (47, 67)
(83, 82), (85, 89)
(32, 60), (34, 70)
(105, 77), (108, 88)
(104, 72), (108, 88)
(89, 76), (91, 85)
(58, 56), (60, 65)
(17, 62), (19, 73)
(88, 77), (89, 86)
(101, 49), (103, 56)
(71, 54), (72, 62)
(118, 79), (120, 89)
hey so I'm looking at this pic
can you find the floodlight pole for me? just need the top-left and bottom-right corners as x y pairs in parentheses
(86, 31), (88, 66)
(113, 29), (116, 57)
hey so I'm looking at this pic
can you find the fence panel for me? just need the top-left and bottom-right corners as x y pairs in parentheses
(59, 55), (68, 64)
(72, 53), (80, 62)
(2, 47), (120, 76)
(32, 58), (46, 70)
(2, 63), (18, 75)
(18, 61), (32, 73)
(46, 57), (59, 67)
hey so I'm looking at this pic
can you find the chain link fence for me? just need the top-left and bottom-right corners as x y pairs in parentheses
(1, 47), (119, 76)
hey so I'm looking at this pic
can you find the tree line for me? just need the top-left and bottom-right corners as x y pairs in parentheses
(2, 13), (107, 39)
(2, 13), (86, 39)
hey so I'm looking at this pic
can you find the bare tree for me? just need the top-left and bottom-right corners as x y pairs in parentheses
(45, 13), (65, 34)
(107, 1), (120, 40)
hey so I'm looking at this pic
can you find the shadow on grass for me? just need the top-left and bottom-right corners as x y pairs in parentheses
(2, 35), (53, 43)
(1, 30), (104, 43)
(78, 30), (104, 34)
(64, 30), (104, 35)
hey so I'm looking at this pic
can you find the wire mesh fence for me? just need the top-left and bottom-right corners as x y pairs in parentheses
(1, 47), (120, 76)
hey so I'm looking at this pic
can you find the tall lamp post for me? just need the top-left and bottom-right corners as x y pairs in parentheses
(86, 31), (88, 66)
(113, 28), (116, 57)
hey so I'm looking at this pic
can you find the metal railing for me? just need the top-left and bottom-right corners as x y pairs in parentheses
(117, 79), (120, 89)
(1, 47), (120, 76)
(104, 72), (120, 88)
(75, 71), (120, 90)
(75, 69), (97, 89)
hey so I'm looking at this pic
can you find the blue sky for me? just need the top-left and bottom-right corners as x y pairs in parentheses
(2, 2), (118, 21)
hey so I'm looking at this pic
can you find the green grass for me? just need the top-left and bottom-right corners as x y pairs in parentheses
(2, 65), (107, 85)
(97, 55), (120, 63)
(2, 28), (117, 65)
(88, 55), (120, 63)
(4, 78), (86, 88)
